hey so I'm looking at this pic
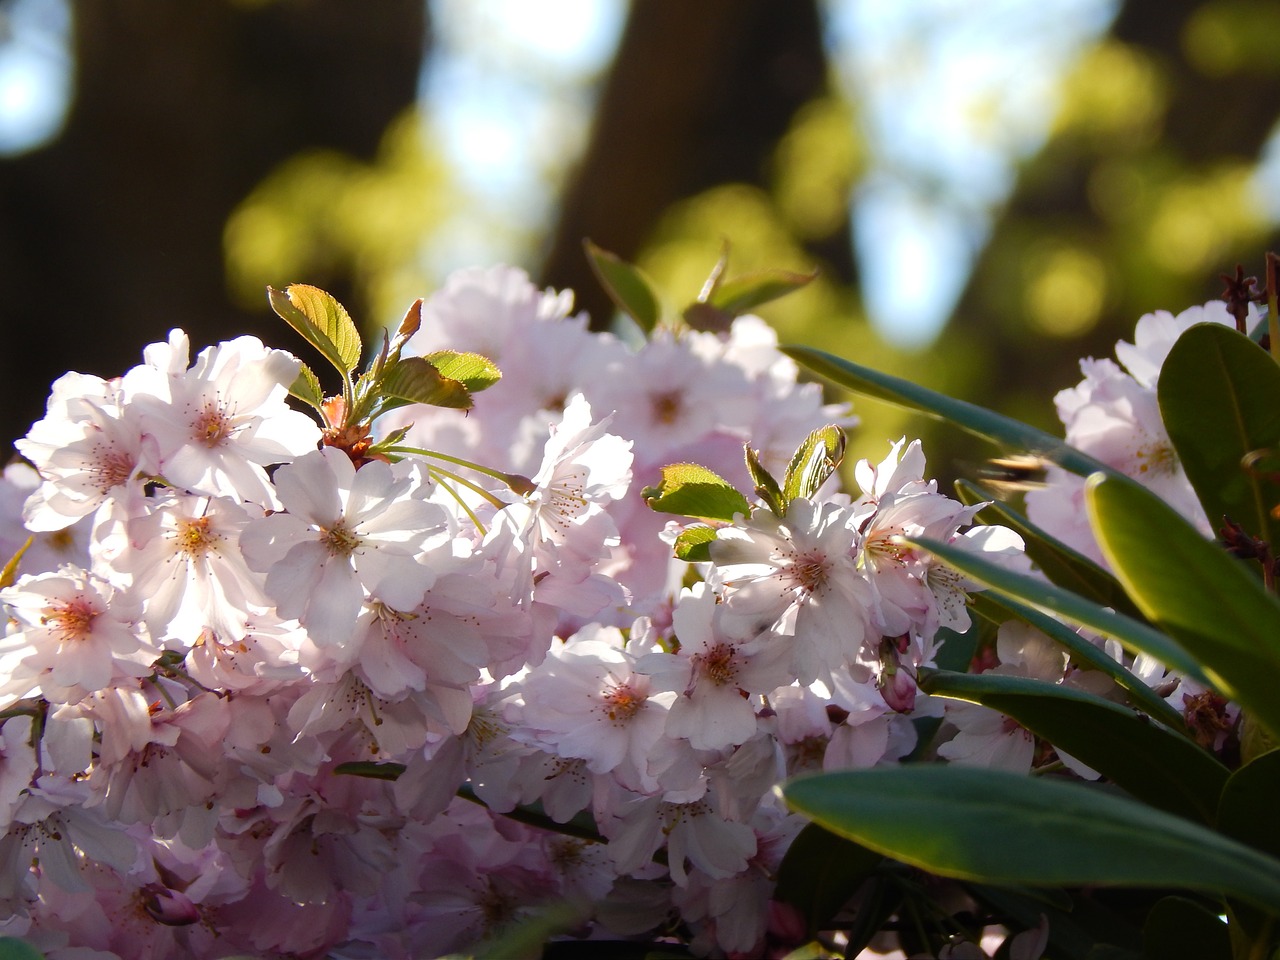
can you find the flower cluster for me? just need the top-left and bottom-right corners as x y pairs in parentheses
(0, 264), (1023, 958)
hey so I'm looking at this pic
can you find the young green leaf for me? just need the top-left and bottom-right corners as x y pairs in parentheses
(583, 239), (661, 333)
(267, 284), (363, 375)
(423, 349), (502, 394)
(784, 346), (1116, 480)
(288, 362), (325, 412)
(1, 536), (32, 589)
(673, 525), (718, 562)
(1158, 322), (1280, 549)
(919, 669), (1226, 823)
(1087, 472), (1280, 740)
(906, 534), (1210, 686)
(782, 425), (845, 506)
(784, 766), (1280, 915)
(705, 267), (818, 316)
(745, 445), (785, 516)
(380, 356), (473, 410)
(642, 464), (751, 522)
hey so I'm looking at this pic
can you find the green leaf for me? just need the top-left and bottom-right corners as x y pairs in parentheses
(380, 356), (472, 410)
(1217, 748), (1280, 860)
(783, 766), (1280, 915)
(423, 349), (502, 394)
(267, 284), (362, 375)
(1142, 896), (1231, 960)
(773, 823), (883, 937)
(0, 939), (45, 960)
(956, 478), (1143, 621)
(745, 445), (785, 516)
(969, 591), (1185, 732)
(906, 535), (1210, 686)
(673, 525), (718, 562)
(1158, 322), (1280, 548)
(288, 362), (325, 412)
(1, 536), (32, 589)
(782, 425), (845, 507)
(784, 346), (1117, 480)
(706, 267), (818, 316)
(1087, 472), (1280, 740)
(642, 464), (751, 522)
(333, 761), (406, 780)
(919, 669), (1226, 823)
(583, 240), (661, 333)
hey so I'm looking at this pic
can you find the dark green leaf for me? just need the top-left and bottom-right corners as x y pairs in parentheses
(968, 592), (1184, 731)
(1158, 322), (1280, 549)
(784, 766), (1280, 914)
(1087, 473), (1280, 740)
(782, 425), (845, 506)
(784, 346), (1116, 480)
(773, 823), (883, 937)
(920, 670), (1227, 823)
(956, 478), (1143, 621)
(673, 525), (718, 562)
(333, 761), (406, 780)
(424, 349), (502, 393)
(288, 362), (325, 412)
(642, 464), (751, 522)
(906, 535), (1209, 686)
(381, 356), (472, 410)
(745, 445), (785, 516)
(1142, 896), (1230, 960)
(268, 284), (362, 375)
(1217, 748), (1280, 860)
(584, 240), (661, 333)
(706, 268), (818, 316)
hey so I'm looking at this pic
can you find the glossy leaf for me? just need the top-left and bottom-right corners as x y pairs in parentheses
(920, 670), (1226, 822)
(380, 356), (472, 410)
(784, 346), (1116, 480)
(424, 349), (502, 394)
(268, 284), (362, 375)
(907, 535), (1209, 685)
(288, 362), (325, 412)
(784, 766), (1280, 914)
(642, 464), (751, 522)
(1087, 473), (1280, 740)
(955, 478), (1142, 620)
(782, 425), (845, 507)
(745, 445), (785, 516)
(773, 823), (883, 937)
(1158, 322), (1280, 547)
(706, 267), (817, 316)
(584, 240), (661, 333)
(1142, 896), (1231, 960)
(969, 592), (1184, 731)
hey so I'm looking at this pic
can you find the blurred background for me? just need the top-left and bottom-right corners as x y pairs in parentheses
(3, 0), (1280, 478)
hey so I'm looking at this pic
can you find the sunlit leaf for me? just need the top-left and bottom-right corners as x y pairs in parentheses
(380, 357), (472, 410)
(1, 537), (32, 589)
(745, 445), (785, 516)
(584, 239), (661, 333)
(673, 525), (718, 562)
(642, 463), (751, 522)
(906, 535), (1209, 686)
(784, 766), (1280, 914)
(1087, 472), (1280, 740)
(1158, 322), (1280, 548)
(267, 284), (362, 375)
(785, 346), (1116, 480)
(706, 267), (818, 316)
(288, 362), (325, 412)
(782, 425), (845, 507)
(920, 669), (1226, 823)
(424, 349), (502, 394)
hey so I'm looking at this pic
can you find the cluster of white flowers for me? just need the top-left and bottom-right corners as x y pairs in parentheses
(0, 265), (1023, 958)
